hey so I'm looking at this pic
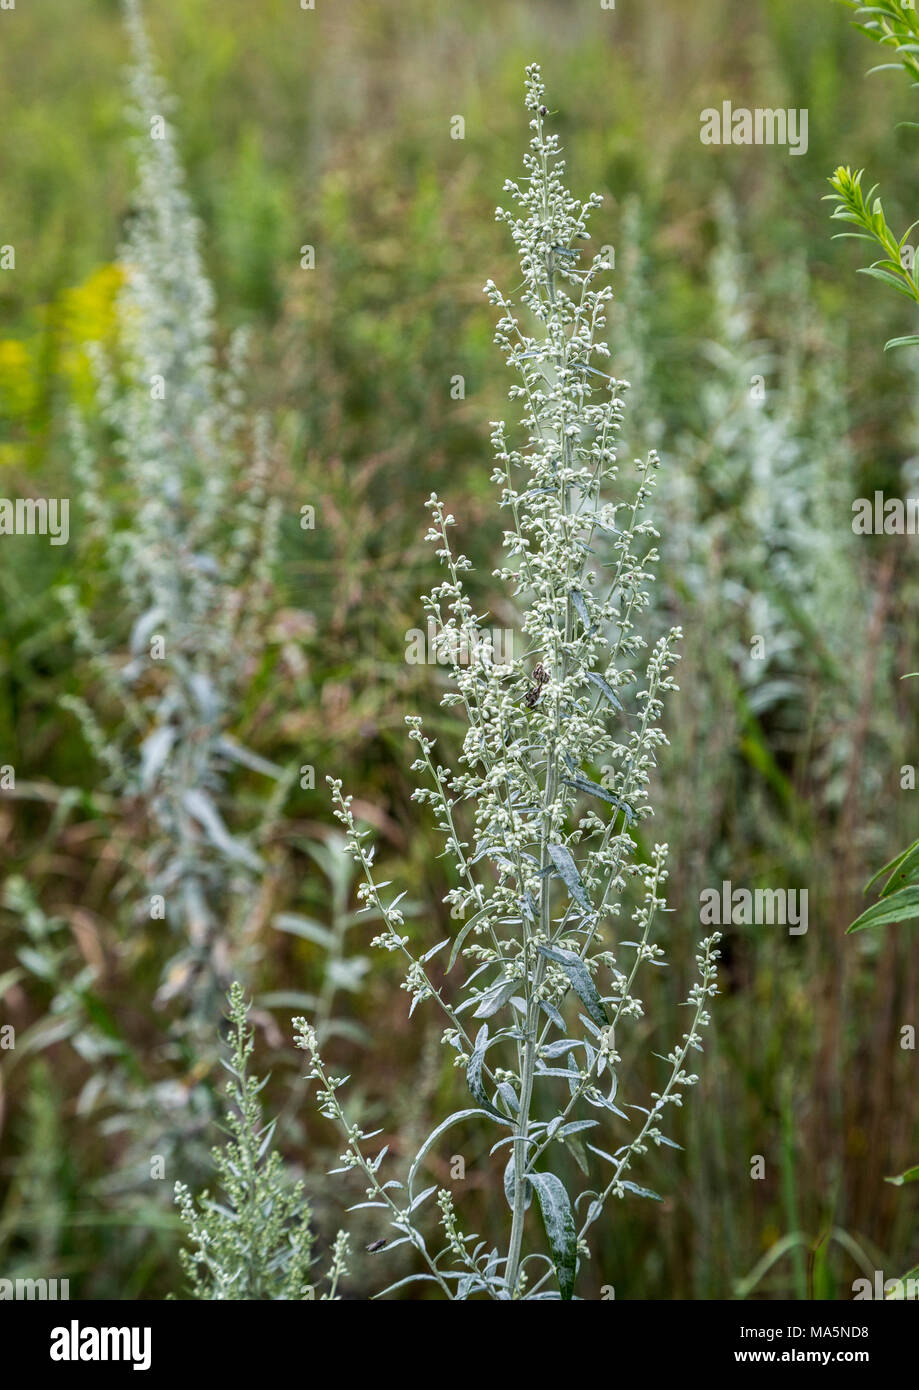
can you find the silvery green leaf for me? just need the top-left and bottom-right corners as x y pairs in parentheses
(462, 960), (494, 989)
(489, 1132), (538, 1156)
(327, 957), (369, 991)
(421, 938), (450, 964)
(569, 588), (596, 635)
(584, 1085), (628, 1118)
(447, 908), (488, 971)
(374, 1275), (438, 1297)
(562, 774), (634, 822)
(256, 1119), (278, 1160)
(557, 1119), (598, 1138)
(496, 1081), (519, 1113)
(466, 1024), (506, 1119)
(17, 948), (54, 982)
(537, 942), (609, 1025)
(129, 606), (163, 655)
(408, 1107), (509, 1196)
(619, 1180), (662, 1201)
(203, 1201), (239, 1223)
(586, 1142), (617, 1165)
(503, 1156), (533, 1211)
(188, 671), (222, 720)
(581, 668), (623, 710)
(408, 1184), (438, 1213)
(539, 1000), (566, 1031)
(564, 1130), (590, 1176)
(473, 976), (520, 1018)
(216, 736), (284, 779)
(183, 788), (263, 871)
(139, 725), (175, 789)
(529, 1170), (577, 1300)
(567, 1051), (579, 1098)
(19, 1015), (78, 1054)
(272, 913), (334, 948)
(540, 1039), (582, 1058)
(546, 843), (593, 913)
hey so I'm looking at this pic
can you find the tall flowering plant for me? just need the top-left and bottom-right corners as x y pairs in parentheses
(295, 65), (719, 1301)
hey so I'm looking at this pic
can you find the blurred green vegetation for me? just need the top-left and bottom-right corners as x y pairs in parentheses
(1, 0), (918, 1299)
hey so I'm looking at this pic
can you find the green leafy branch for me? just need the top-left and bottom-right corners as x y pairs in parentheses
(826, 167), (919, 349)
(826, 3), (919, 348)
(845, 1), (919, 86)
(848, 832), (919, 930)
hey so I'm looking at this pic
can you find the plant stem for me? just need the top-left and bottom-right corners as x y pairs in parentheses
(506, 208), (569, 1295)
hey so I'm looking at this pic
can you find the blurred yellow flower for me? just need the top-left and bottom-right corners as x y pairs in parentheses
(0, 336), (37, 417)
(45, 263), (124, 403)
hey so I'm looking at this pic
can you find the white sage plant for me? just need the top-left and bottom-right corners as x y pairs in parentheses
(61, 0), (285, 1040)
(37, 0), (290, 1191)
(295, 65), (720, 1301)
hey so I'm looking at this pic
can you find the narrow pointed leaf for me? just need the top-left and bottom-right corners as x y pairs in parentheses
(466, 1024), (506, 1119)
(408, 1108), (509, 1196)
(473, 976), (520, 1018)
(529, 1171), (577, 1300)
(562, 774), (634, 821)
(619, 1180), (662, 1201)
(503, 1156), (533, 1211)
(537, 943), (609, 1025)
(847, 885), (919, 933)
(547, 843), (592, 913)
(448, 908), (488, 971)
(582, 668), (623, 710)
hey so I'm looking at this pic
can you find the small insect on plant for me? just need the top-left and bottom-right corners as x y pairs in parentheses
(525, 662), (550, 708)
(294, 63), (720, 1301)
